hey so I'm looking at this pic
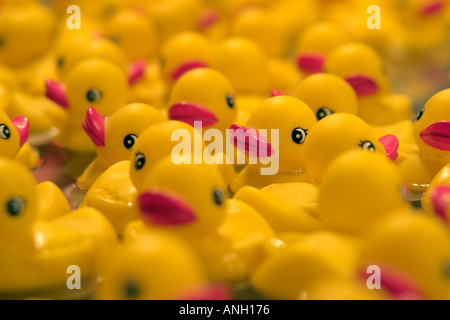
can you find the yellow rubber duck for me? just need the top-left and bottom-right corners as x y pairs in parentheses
(233, 183), (326, 233)
(54, 37), (128, 81)
(168, 68), (238, 134)
(211, 37), (271, 98)
(229, 95), (317, 193)
(148, 0), (204, 42)
(125, 156), (275, 283)
(83, 121), (206, 235)
(318, 150), (411, 235)
(160, 31), (213, 87)
(325, 42), (413, 125)
(97, 231), (230, 300)
(250, 231), (364, 300)
(303, 113), (399, 184)
(291, 73), (359, 121)
(45, 58), (129, 152)
(77, 103), (166, 191)
(0, 2), (55, 69)
(230, 6), (291, 59)
(359, 213), (450, 300)
(396, 89), (450, 193)
(421, 163), (450, 216)
(102, 8), (160, 62)
(0, 157), (118, 299)
(293, 21), (353, 76)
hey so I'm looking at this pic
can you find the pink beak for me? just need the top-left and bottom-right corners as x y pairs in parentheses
(229, 124), (274, 158)
(82, 107), (106, 147)
(430, 185), (450, 224)
(420, 121), (450, 151)
(270, 89), (286, 97)
(128, 59), (147, 86)
(169, 102), (218, 127)
(379, 135), (399, 161)
(297, 53), (326, 74)
(45, 79), (69, 109)
(171, 60), (209, 82)
(198, 8), (220, 30)
(421, 1), (444, 15)
(11, 116), (29, 147)
(345, 74), (380, 98)
(138, 189), (197, 226)
(177, 284), (231, 300)
(358, 264), (425, 300)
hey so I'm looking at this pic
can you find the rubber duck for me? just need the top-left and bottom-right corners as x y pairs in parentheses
(303, 113), (399, 184)
(54, 37), (128, 81)
(126, 156), (275, 282)
(229, 95), (317, 193)
(168, 68), (238, 134)
(325, 42), (413, 125)
(0, 2), (55, 69)
(291, 73), (358, 121)
(83, 121), (206, 235)
(293, 22), (353, 76)
(97, 231), (229, 300)
(358, 213), (450, 300)
(250, 230), (363, 300)
(103, 8), (159, 62)
(230, 6), (291, 59)
(396, 89), (450, 194)
(45, 58), (129, 152)
(0, 157), (118, 299)
(233, 183), (326, 233)
(77, 103), (166, 190)
(421, 163), (450, 215)
(211, 37), (271, 98)
(318, 150), (411, 235)
(159, 31), (213, 87)
(149, 0), (204, 42)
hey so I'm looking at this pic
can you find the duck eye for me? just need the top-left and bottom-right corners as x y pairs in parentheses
(226, 94), (235, 109)
(212, 188), (225, 206)
(0, 124), (11, 140)
(6, 197), (25, 217)
(0, 37), (4, 49)
(443, 260), (450, 279)
(292, 127), (307, 144)
(159, 57), (166, 68)
(123, 134), (137, 150)
(122, 279), (140, 300)
(359, 140), (376, 152)
(109, 35), (120, 44)
(316, 107), (333, 120)
(416, 108), (424, 122)
(86, 88), (102, 103)
(134, 153), (146, 170)
(57, 56), (65, 69)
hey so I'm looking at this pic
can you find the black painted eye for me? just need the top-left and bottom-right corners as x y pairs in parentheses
(292, 127), (307, 144)
(159, 57), (166, 68)
(0, 124), (11, 140)
(57, 56), (65, 69)
(416, 108), (424, 122)
(109, 35), (120, 44)
(316, 107), (333, 120)
(123, 134), (137, 150)
(134, 153), (145, 170)
(443, 261), (450, 279)
(0, 38), (4, 48)
(226, 94), (235, 109)
(86, 88), (102, 103)
(212, 188), (225, 206)
(6, 197), (25, 217)
(122, 279), (140, 300)
(359, 140), (376, 152)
